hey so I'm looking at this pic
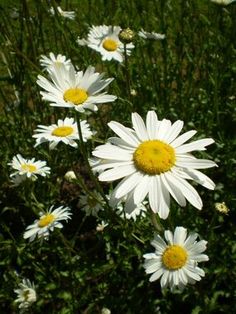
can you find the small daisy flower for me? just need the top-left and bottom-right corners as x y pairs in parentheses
(143, 226), (209, 290)
(14, 278), (36, 309)
(23, 206), (72, 242)
(116, 200), (147, 221)
(33, 117), (93, 149)
(79, 191), (104, 217)
(138, 29), (166, 40)
(92, 111), (217, 219)
(77, 25), (134, 63)
(49, 6), (75, 20)
(8, 154), (50, 181)
(39, 52), (72, 72)
(215, 202), (229, 215)
(37, 64), (116, 113)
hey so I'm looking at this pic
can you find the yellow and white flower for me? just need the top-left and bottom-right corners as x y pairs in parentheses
(138, 29), (166, 40)
(143, 226), (209, 290)
(49, 6), (75, 20)
(77, 25), (134, 62)
(14, 278), (36, 309)
(39, 52), (72, 71)
(33, 117), (93, 149)
(37, 64), (116, 113)
(9, 154), (50, 181)
(23, 206), (72, 242)
(92, 111), (217, 219)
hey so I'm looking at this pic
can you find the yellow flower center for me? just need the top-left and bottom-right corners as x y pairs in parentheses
(21, 164), (37, 173)
(23, 290), (30, 301)
(102, 38), (118, 51)
(133, 140), (175, 175)
(52, 126), (74, 137)
(63, 88), (88, 105)
(162, 245), (188, 270)
(38, 214), (55, 228)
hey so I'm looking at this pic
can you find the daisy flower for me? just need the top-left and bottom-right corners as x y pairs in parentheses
(116, 200), (147, 221)
(138, 29), (166, 40)
(8, 154), (50, 181)
(14, 278), (36, 309)
(37, 64), (117, 113)
(79, 191), (104, 217)
(143, 226), (209, 290)
(77, 25), (135, 62)
(33, 117), (93, 149)
(49, 6), (75, 20)
(92, 111), (217, 219)
(23, 205), (72, 242)
(39, 52), (72, 72)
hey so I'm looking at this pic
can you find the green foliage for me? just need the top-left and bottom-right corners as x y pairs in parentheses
(0, 0), (236, 313)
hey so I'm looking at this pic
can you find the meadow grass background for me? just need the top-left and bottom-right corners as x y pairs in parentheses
(0, 0), (236, 313)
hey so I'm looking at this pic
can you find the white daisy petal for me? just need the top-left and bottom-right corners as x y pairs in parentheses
(131, 112), (149, 141)
(176, 138), (215, 153)
(171, 130), (197, 147)
(143, 227), (208, 289)
(98, 164), (136, 182)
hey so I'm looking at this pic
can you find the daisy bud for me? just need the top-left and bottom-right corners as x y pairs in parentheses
(119, 28), (135, 44)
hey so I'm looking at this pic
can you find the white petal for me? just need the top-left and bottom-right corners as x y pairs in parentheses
(184, 169), (215, 190)
(176, 159), (217, 169)
(146, 111), (159, 139)
(108, 121), (139, 147)
(176, 138), (215, 153)
(131, 112), (149, 141)
(149, 269), (164, 282)
(171, 130), (197, 147)
(164, 230), (174, 244)
(162, 173), (187, 207)
(162, 120), (184, 143)
(114, 171), (142, 199)
(98, 164), (136, 181)
(133, 175), (150, 204)
(173, 227), (187, 245)
(92, 144), (132, 161)
(156, 119), (172, 140)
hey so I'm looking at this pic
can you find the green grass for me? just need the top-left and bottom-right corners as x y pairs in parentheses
(0, 0), (236, 313)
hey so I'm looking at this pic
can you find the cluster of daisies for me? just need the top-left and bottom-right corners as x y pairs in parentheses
(11, 21), (218, 310)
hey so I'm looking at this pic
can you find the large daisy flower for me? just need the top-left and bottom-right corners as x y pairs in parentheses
(77, 25), (134, 62)
(37, 64), (117, 112)
(39, 52), (72, 72)
(33, 117), (93, 149)
(14, 278), (37, 309)
(8, 154), (50, 181)
(143, 226), (209, 290)
(92, 111), (217, 219)
(23, 205), (72, 242)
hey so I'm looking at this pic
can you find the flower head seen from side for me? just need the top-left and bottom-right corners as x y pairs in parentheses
(143, 226), (209, 290)
(79, 191), (104, 217)
(37, 64), (117, 113)
(14, 278), (36, 309)
(138, 29), (166, 40)
(49, 6), (75, 20)
(210, 0), (236, 5)
(92, 111), (217, 219)
(39, 52), (72, 72)
(33, 117), (93, 149)
(23, 206), (72, 242)
(77, 25), (135, 63)
(8, 154), (50, 182)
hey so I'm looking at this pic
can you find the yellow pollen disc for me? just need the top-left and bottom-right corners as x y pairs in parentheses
(38, 214), (55, 228)
(102, 38), (118, 51)
(21, 164), (37, 173)
(52, 126), (74, 137)
(63, 88), (88, 105)
(133, 140), (175, 175)
(162, 245), (188, 270)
